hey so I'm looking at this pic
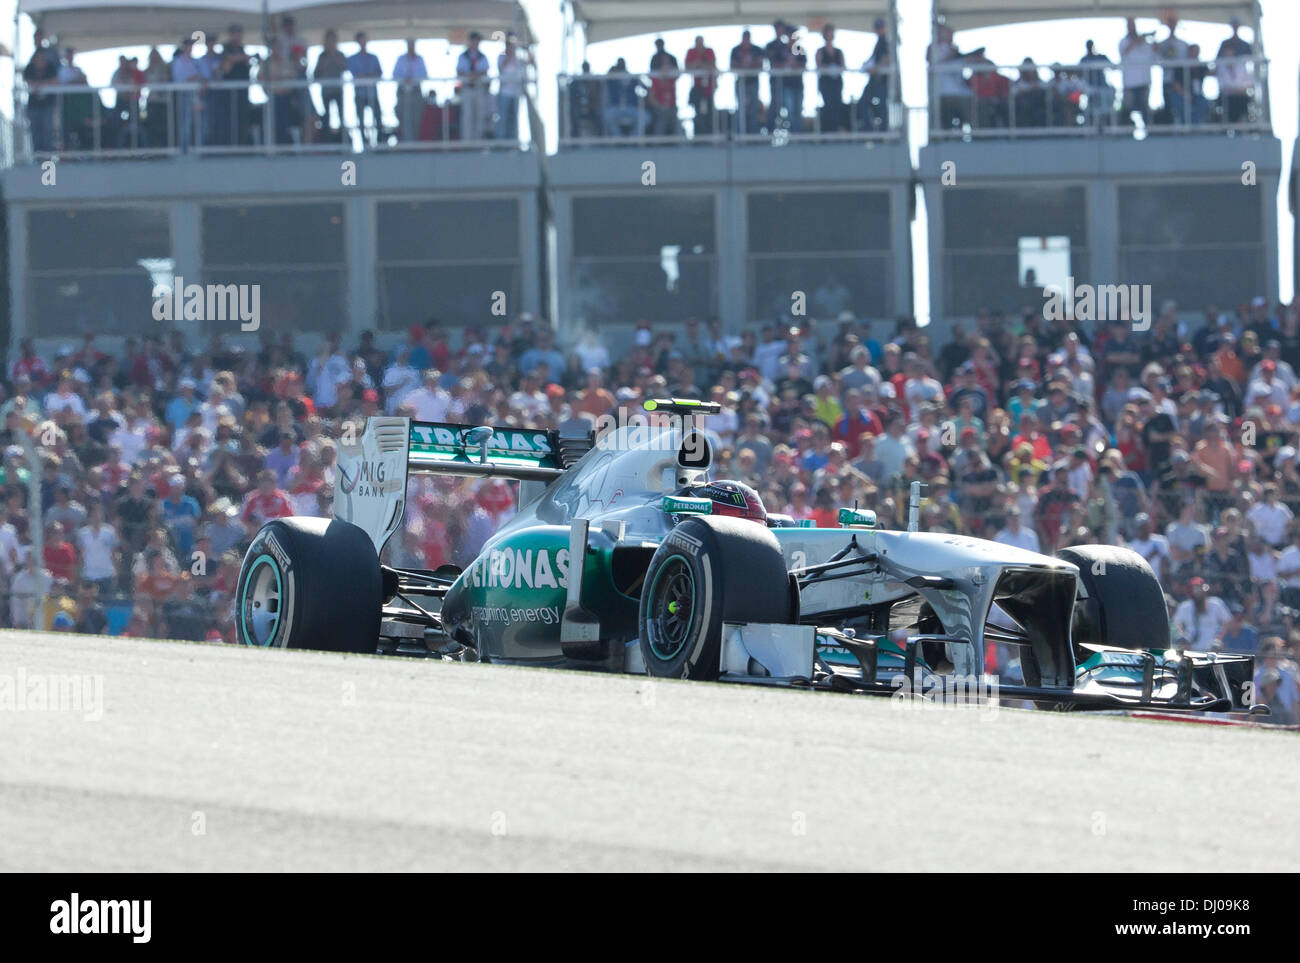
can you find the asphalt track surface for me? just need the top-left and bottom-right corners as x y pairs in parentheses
(2, 629), (1296, 871)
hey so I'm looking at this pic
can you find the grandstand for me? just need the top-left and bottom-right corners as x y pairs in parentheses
(922, 0), (1280, 334)
(551, 1), (910, 343)
(0, 1), (1297, 722)
(5, 0), (545, 343)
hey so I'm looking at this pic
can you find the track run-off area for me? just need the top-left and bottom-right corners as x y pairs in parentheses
(1, 630), (1295, 871)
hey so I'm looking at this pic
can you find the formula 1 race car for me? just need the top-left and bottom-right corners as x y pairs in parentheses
(236, 401), (1264, 715)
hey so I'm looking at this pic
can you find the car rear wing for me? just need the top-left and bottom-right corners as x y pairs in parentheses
(335, 417), (594, 554)
(407, 421), (568, 481)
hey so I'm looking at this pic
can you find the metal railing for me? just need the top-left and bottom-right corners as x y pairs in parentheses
(557, 65), (903, 147)
(14, 74), (537, 162)
(929, 56), (1270, 139)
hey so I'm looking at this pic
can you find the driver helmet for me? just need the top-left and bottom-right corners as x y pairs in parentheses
(692, 479), (767, 525)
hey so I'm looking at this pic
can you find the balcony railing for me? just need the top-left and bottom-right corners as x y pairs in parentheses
(929, 56), (1270, 139)
(557, 66), (903, 147)
(13, 74), (537, 162)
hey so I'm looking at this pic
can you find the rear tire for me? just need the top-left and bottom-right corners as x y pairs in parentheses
(237, 517), (382, 654)
(638, 516), (795, 680)
(1055, 545), (1170, 652)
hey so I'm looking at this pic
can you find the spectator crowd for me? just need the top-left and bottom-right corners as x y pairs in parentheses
(565, 18), (894, 139)
(21, 12), (1269, 154)
(22, 17), (534, 153)
(930, 14), (1262, 133)
(2, 290), (1300, 722)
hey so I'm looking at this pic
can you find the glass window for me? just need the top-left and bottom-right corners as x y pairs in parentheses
(29, 273), (164, 338)
(943, 187), (1087, 315)
(570, 194), (717, 323)
(1119, 184), (1260, 246)
(745, 191), (894, 319)
(378, 199), (519, 261)
(1118, 184), (1264, 308)
(203, 203), (345, 266)
(749, 254), (894, 320)
(1118, 249), (1263, 312)
(1018, 236), (1073, 293)
(198, 268), (346, 333)
(29, 207), (171, 271)
(748, 191), (891, 252)
(202, 203), (347, 334)
(572, 195), (714, 257)
(571, 257), (717, 323)
(375, 198), (523, 331)
(27, 206), (172, 336)
(378, 265), (522, 329)
(944, 251), (1092, 317)
(944, 187), (1087, 249)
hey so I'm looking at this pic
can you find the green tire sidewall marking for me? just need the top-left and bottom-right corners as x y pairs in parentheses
(239, 553), (284, 647)
(646, 553), (696, 662)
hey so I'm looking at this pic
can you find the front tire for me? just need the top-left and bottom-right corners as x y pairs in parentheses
(638, 515), (795, 680)
(237, 517), (383, 654)
(1055, 544), (1170, 652)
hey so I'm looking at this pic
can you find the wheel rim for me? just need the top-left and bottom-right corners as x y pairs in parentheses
(646, 555), (696, 661)
(240, 554), (283, 646)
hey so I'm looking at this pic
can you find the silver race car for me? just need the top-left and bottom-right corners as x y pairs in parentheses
(236, 400), (1263, 715)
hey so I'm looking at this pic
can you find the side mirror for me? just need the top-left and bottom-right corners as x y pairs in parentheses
(463, 426), (494, 463)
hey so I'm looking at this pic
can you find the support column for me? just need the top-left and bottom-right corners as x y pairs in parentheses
(518, 189), (541, 316)
(169, 200), (202, 341)
(716, 185), (745, 332)
(7, 202), (26, 345)
(346, 193), (375, 336)
(171, 200), (201, 290)
(924, 179), (945, 322)
(552, 192), (573, 343)
(891, 182), (913, 317)
(1260, 172), (1281, 300)
(1088, 179), (1119, 287)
